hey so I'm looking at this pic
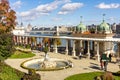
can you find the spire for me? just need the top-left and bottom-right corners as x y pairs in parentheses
(80, 16), (83, 23)
(20, 22), (23, 27)
(103, 14), (106, 22)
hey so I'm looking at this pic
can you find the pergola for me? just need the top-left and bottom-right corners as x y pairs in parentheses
(17, 34), (120, 42)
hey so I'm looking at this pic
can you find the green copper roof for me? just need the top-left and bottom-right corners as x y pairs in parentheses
(99, 14), (110, 32)
(76, 22), (86, 31)
(99, 20), (110, 32)
(76, 16), (86, 32)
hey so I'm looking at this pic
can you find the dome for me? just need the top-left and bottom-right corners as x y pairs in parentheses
(76, 16), (86, 33)
(98, 14), (112, 34)
(76, 22), (86, 32)
(99, 20), (110, 32)
(98, 20), (112, 33)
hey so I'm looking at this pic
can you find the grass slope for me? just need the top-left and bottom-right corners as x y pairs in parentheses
(9, 50), (35, 58)
(64, 72), (120, 80)
(0, 62), (24, 80)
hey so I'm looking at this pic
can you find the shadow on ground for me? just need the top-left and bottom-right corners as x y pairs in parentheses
(89, 62), (101, 70)
(89, 66), (101, 70)
(112, 72), (120, 76)
(72, 57), (79, 60)
(90, 62), (99, 66)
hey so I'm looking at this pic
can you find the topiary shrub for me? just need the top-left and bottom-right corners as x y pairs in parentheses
(116, 71), (120, 76)
(31, 73), (41, 80)
(21, 73), (41, 80)
(21, 73), (31, 80)
(94, 72), (114, 80)
(28, 69), (36, 75)
(21, 69), (41, 80)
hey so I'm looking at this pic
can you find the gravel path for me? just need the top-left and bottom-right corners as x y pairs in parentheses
(5, 51), (120, 80)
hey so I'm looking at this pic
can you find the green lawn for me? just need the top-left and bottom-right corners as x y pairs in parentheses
(0, 62), (24, 80)
(64, 72), (120, 80)
(9, 50), (35, 58)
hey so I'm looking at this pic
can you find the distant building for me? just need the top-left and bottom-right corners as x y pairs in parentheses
(25, 23), (32, 33)
(12, 22), (25, 35)
(116, 24), (120, 34)
(58, 26), (68, 32)
(111, 23), (116, 33)
(12, 26), (25, 35)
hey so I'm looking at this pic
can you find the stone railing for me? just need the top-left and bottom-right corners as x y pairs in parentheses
(72, 33), (115, 38)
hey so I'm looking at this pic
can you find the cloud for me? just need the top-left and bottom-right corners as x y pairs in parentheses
(96, 2), (120, 9)
(17, 0), (71, 21)
(55, 0), (71, 3)
(11, 0), (22, 10)
(58, 3), (84, 15)
(61, 0), (71, 3)
(18, 10), (49, 21)
(35, 1), (60, 13)
(52, 17), (63, 21)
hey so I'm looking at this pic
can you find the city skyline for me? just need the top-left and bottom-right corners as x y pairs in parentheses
(10, 0), (120, 27)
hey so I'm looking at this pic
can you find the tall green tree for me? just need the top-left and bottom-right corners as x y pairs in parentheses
(0, 0), (16, 61)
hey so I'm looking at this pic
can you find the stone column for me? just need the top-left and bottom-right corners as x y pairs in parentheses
(25, 37), (28, 45)
(118, 43), (120, 58)
(54, 39), (58, 53)
(72, 40), (76, 56)
(34, 37), (37, 46)
(56, 26), (59, 36)
(65, 39), (68, 55)
(17, 36), (19, 45)
(13, 36), (16, 45)
(80, 40), (83, 48)
(19, 36), (22, 44)
(28, 37), (30, 44)
(80, 40), (83, 53)
(21, 36), (24, 44)
(87, 41), (90, 58)
(99, 42), (105, 54)
(97, 42), (100, 61)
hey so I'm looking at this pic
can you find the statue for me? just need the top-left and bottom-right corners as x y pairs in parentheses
(43, 42), (49, 61)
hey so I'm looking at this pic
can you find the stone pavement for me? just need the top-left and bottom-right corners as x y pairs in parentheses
(5, 51), (120, 80)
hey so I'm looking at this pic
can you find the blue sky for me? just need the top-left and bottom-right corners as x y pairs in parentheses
(9, 0), (120, 27)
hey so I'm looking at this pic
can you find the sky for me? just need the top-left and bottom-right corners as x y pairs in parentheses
(9, 0), (120, 27)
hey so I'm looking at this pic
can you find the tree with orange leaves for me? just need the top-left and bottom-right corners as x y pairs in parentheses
(0, 0), (16, 33)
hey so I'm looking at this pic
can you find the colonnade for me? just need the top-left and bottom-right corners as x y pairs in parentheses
(13, 35), (120, 61)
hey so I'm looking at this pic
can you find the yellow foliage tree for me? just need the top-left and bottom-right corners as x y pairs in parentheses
(55, 38), (61, 45)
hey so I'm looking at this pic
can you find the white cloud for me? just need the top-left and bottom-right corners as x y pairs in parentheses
(17, 0), (73, 21)
(56, 0), (71, 3)
(58, 11), (68, 15)
(18, 10), (49, 21)
(58, 3), (84, 15)
(11, 0), (22, 10)
(35, 1), (60, 13)
(52, 17), (63, 21)
(18, 1), (60, 21)
(96, 2), (120, 9)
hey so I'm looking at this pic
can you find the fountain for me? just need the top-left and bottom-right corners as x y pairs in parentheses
(39, 53), (57, 69)
(21, 43), (73, 71)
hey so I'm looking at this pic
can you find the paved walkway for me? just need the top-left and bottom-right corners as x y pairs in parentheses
(5, 51), (120, 80)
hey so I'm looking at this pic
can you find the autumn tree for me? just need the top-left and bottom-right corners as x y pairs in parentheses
(0, 0), (16, 61)
(0, 0), (16, 33)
